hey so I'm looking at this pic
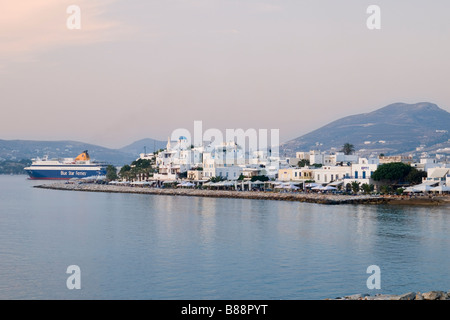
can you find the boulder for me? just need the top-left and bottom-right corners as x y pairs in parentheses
(398, 292), (416, 300)
(422, 291), (444, 300)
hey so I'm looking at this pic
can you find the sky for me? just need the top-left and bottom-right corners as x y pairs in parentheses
(1, 0), (450, 149)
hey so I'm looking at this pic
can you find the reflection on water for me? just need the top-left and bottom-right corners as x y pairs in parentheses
(0, 175), (449, 299)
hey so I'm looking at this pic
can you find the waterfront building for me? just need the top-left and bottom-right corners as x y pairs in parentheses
(424, 167), (450, 184)
(278, 168), (314, 182)
(343, 157), (379, 186)
(313, 165), (352, 184)
(379, 155), (413, 164)
(187, 170), (203, 181)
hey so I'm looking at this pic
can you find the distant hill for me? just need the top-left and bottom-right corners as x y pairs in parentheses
(119, 138), (167, 156)
(281, 102), (450, 156)
(0, 139), (151, 166)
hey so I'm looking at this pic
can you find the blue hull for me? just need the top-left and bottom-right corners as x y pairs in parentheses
(26, 168), (107, 180)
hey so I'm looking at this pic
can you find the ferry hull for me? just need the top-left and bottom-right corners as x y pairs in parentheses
(25, 168), (107, 180)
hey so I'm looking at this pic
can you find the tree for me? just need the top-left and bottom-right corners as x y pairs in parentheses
(297, 159), (310, 167)
(251, 175), (269, 182)
(405, 168), (427, 185)
(380, 185), (392, 195)
(361, 183), (374, 194)
(210, 176), (225, 183)
(341, 143), (355, 155)
(372, 162), (412, 184)
(351, 181), (361, 194)
(119, 164), (132, 181)
(106, 165), (118, 181)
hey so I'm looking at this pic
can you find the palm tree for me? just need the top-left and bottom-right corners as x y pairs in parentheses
(341, 143), (355, 155)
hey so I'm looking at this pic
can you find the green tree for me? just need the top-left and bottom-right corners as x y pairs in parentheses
(341, 143), (355, 155)
(372, 162), (412, 184)
(405, 168), (427, 185)
(210, 176), (225, 183)
(106, 165), (118, 181)
(380, 185), (392, 195)
(119, 164), (132, 181)
(351, 181), (361, 194)
(361, 183), (374, 194)
(237, 174), (245, 181)
(251, 175), (269, 182)
(297, 159), (310, 167)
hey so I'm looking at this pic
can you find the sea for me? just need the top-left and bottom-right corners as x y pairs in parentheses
(0, 175), (449, 300)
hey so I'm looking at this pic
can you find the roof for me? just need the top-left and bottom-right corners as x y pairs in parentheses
(429, 168), (450, 178)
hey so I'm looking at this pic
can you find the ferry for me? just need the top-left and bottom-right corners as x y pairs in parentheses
(24, 150), (107, 180)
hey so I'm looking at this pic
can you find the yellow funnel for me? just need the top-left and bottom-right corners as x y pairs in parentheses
(75, 151), (90, 161)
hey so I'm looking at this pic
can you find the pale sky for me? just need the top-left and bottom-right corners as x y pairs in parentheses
(1, 0), (450, 148)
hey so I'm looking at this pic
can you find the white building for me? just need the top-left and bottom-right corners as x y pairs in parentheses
(343, 158), (379, 186)
(154, 136), (203, 180)
(312, 165), (352, 184)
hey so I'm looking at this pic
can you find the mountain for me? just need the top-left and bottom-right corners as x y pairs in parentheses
(119, 138), (167, 155)
(0, 139), (162, 166)
(281, 102), (450, 156)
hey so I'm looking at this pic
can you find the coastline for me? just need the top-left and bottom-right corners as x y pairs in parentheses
(34, 182), (450, 206)
(329, 290), (450, 300)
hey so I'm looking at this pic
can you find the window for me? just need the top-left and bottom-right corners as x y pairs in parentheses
(362, 171), (366, 179)
(355, 171), (358, 179)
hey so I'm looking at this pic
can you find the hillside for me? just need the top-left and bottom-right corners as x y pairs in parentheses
(0, 140), (138, 166)
(119, 138), (166, 155)
(281, 102), (450, 156)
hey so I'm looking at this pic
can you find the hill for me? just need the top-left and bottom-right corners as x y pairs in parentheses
(281, 102), (450, 156)
(119, 138), (166, 155)
(0, 139), (150, 166)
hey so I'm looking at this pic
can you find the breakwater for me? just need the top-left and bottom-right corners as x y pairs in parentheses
(330, 290), (450, 300)
(34, 183), (450, 205)
(35, 182), (386, 205)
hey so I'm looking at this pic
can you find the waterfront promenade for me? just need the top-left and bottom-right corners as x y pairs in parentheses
(34, 182), (450, 205)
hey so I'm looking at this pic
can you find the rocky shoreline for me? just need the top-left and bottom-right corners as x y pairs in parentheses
(330, 290), (450, 300)
(34, 182), (450, 206)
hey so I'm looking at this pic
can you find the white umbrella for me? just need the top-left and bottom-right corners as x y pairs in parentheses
(414, 184), (434, 192)
(306, 183), (321, 188)
(430, 185), (450, 193)
(252, 180), (265, 184)
(321, 186), (337, 191)
(183, 182), (195, 187)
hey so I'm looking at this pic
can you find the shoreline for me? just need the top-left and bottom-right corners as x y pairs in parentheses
(330, 290), (450, 300)
(34, 182), (450, 206)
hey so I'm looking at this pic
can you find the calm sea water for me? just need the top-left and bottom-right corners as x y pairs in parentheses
(0, 175), (449, 300)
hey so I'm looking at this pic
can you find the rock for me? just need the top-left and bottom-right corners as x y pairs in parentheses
(415, 293), (424, 300)
(371, 294), (397, 300)
(398, 292), (416, 300)
(440, 292), (450, 300)
(422, 291), (444, 300)
(344, 293), (369, 300)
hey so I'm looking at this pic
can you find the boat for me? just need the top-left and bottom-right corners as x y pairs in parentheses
(24, 150), (108, 180)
